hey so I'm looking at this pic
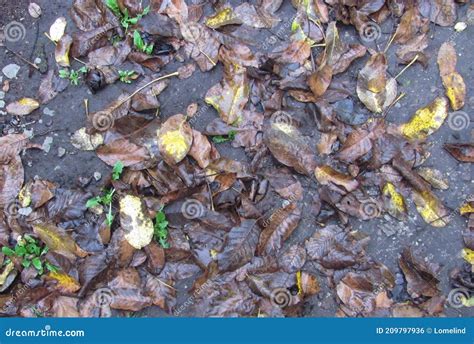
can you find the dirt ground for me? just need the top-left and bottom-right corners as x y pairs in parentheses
(1, 0), (473, 317)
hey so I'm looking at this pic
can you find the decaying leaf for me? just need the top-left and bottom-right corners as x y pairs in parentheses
(399, 97), (448, 140)
(157, 114), (193, 165)
(33, 224), (87, 260)
(437, 43), (466, 110)
(49, 17), (67, 42)
(444, 143), (474, 163)
(119, 195), (154, 250)
(314, 165), (359, 192)
(382, 182), (407, 221)
(356, 53), (397, 113)
(6, 98), (40, 116)
(412, 190), (450, 227)
(399, 248), (440, 298)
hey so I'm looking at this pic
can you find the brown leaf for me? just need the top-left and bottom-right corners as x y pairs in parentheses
(96, 137), (150, 167)
(399, 248), (440, 298)
(437, 42), (465, 110)
(308, 64), (333, 98)
(258, 203), (301, 255)
(108, 268), (153, 311)
(314, 165), (359, 192)
(188, 129), (213, 168)
(6, 98), (40, 116)
(429, 0), (456, 26)
(444, 143), (474, 163)
(217, 220), (260, 272)
(33, 224), (88, 260)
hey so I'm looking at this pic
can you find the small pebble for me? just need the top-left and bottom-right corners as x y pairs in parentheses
(0, 100), (4, 109)
(2, 64), (21, 79)
(34, 57), (42, 65)
(57, 147), (66, 157)
(0, 91), (5, 99)
(94, 172), (102, 181)
(42, 136), (53, 153)
(18, 207), (33, 216)
(43, 107), (55, 116)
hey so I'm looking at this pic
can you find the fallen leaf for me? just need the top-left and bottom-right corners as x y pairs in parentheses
(33, 224), (87, 260)
(437, 42), (466, 110)
(49, 17), (67, 42)
(444, 143), (474, 163)
(157, 114), (193, 165)
(6, 98), (40, 116)
(399, 97), (448, 140)
(412, 190), (450, 227)
(119, 195), (154, 249)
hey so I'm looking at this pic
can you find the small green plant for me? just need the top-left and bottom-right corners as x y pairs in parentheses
(133, 30), (154, 55)
(86, 188), (116, 226)
(106, 0), (150, 31)
(118, 70), (136, 84)
(1, 235), (59, 275)
(212, 130), (237, 144)
(153, 206), (169, 248)
(59, 66), (88, 86)
(112, 160), (124, 180)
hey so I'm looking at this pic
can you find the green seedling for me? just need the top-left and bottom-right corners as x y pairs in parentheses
(112, 160), (124, 180)
(133, 30), (154, 55)
(106, 0), (150, 31)
(153, 206), (170, 248)
(86, 188), (116, 226)
(212, 130), (237, 144)
(59, 66), (88, 86)
(118, 70), (137, 84)
(1, 235), (59, 275)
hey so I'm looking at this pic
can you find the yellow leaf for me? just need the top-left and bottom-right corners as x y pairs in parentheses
(442, 72), (466, 110)
(460, 203), (474, 215)
(157, 114), (193, 165)
(412, 190), (450, 227)
(296, 270), (303, 295)
(160, 130), (189, 161)
(0, 261), (15, 286)
(47, 271), (81, 293)
(462, 248), (474, 265)
(400, 97), (448, 140)
(33, 224), (87, 260)
(205, 8), (240, 29)
(6, 98), (40, 116)
(119, 195), (154, 249)
(382, 182), (407, 220)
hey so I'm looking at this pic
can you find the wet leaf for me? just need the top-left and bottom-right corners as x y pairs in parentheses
(119, 195), (154, 249)
(258, 203), (301, 256)
(108, 268), (152, 311)
(308, 64), (333, 98)
(412, 190), (450, 227)
(6, 98), (40, 116)
(96, 138), (150, 167)
(264, 122), (317, 176)
(157, 114), (193, 165)
(33, 224), (87, 260)
(218, 220), (260, 272)
(46, 271), (81, 293)
(399, 248), (440, 298)
(356, 53), (397, 113)
(444, 143), (474, 163)
(399, 97), (448, 140)
(314, 165), (359, 192)
(188, 129), (214, 169)
(417, 167), (449, 190)
(55, 34), (73, 67)
(205, 7), (241, 29)
(382, 182), (407, 221)
(437, 42), (466, 110)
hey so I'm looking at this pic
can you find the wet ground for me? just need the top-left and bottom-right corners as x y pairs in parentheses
(1, 0), (473, 317)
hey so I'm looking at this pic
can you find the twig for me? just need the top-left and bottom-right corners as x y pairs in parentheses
(5, 48), (39, 70)
(44, 32), (57, 45)
(84, 99), (89, 118)
(395, 54), (419, 80)
(384, 32), (397, 53)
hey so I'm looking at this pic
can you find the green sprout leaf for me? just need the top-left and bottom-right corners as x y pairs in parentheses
(112, 161), (124, 180)
(153, 206), (170, 248)
(2, 246), (15, 257)
(212, 130), (237, 144)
